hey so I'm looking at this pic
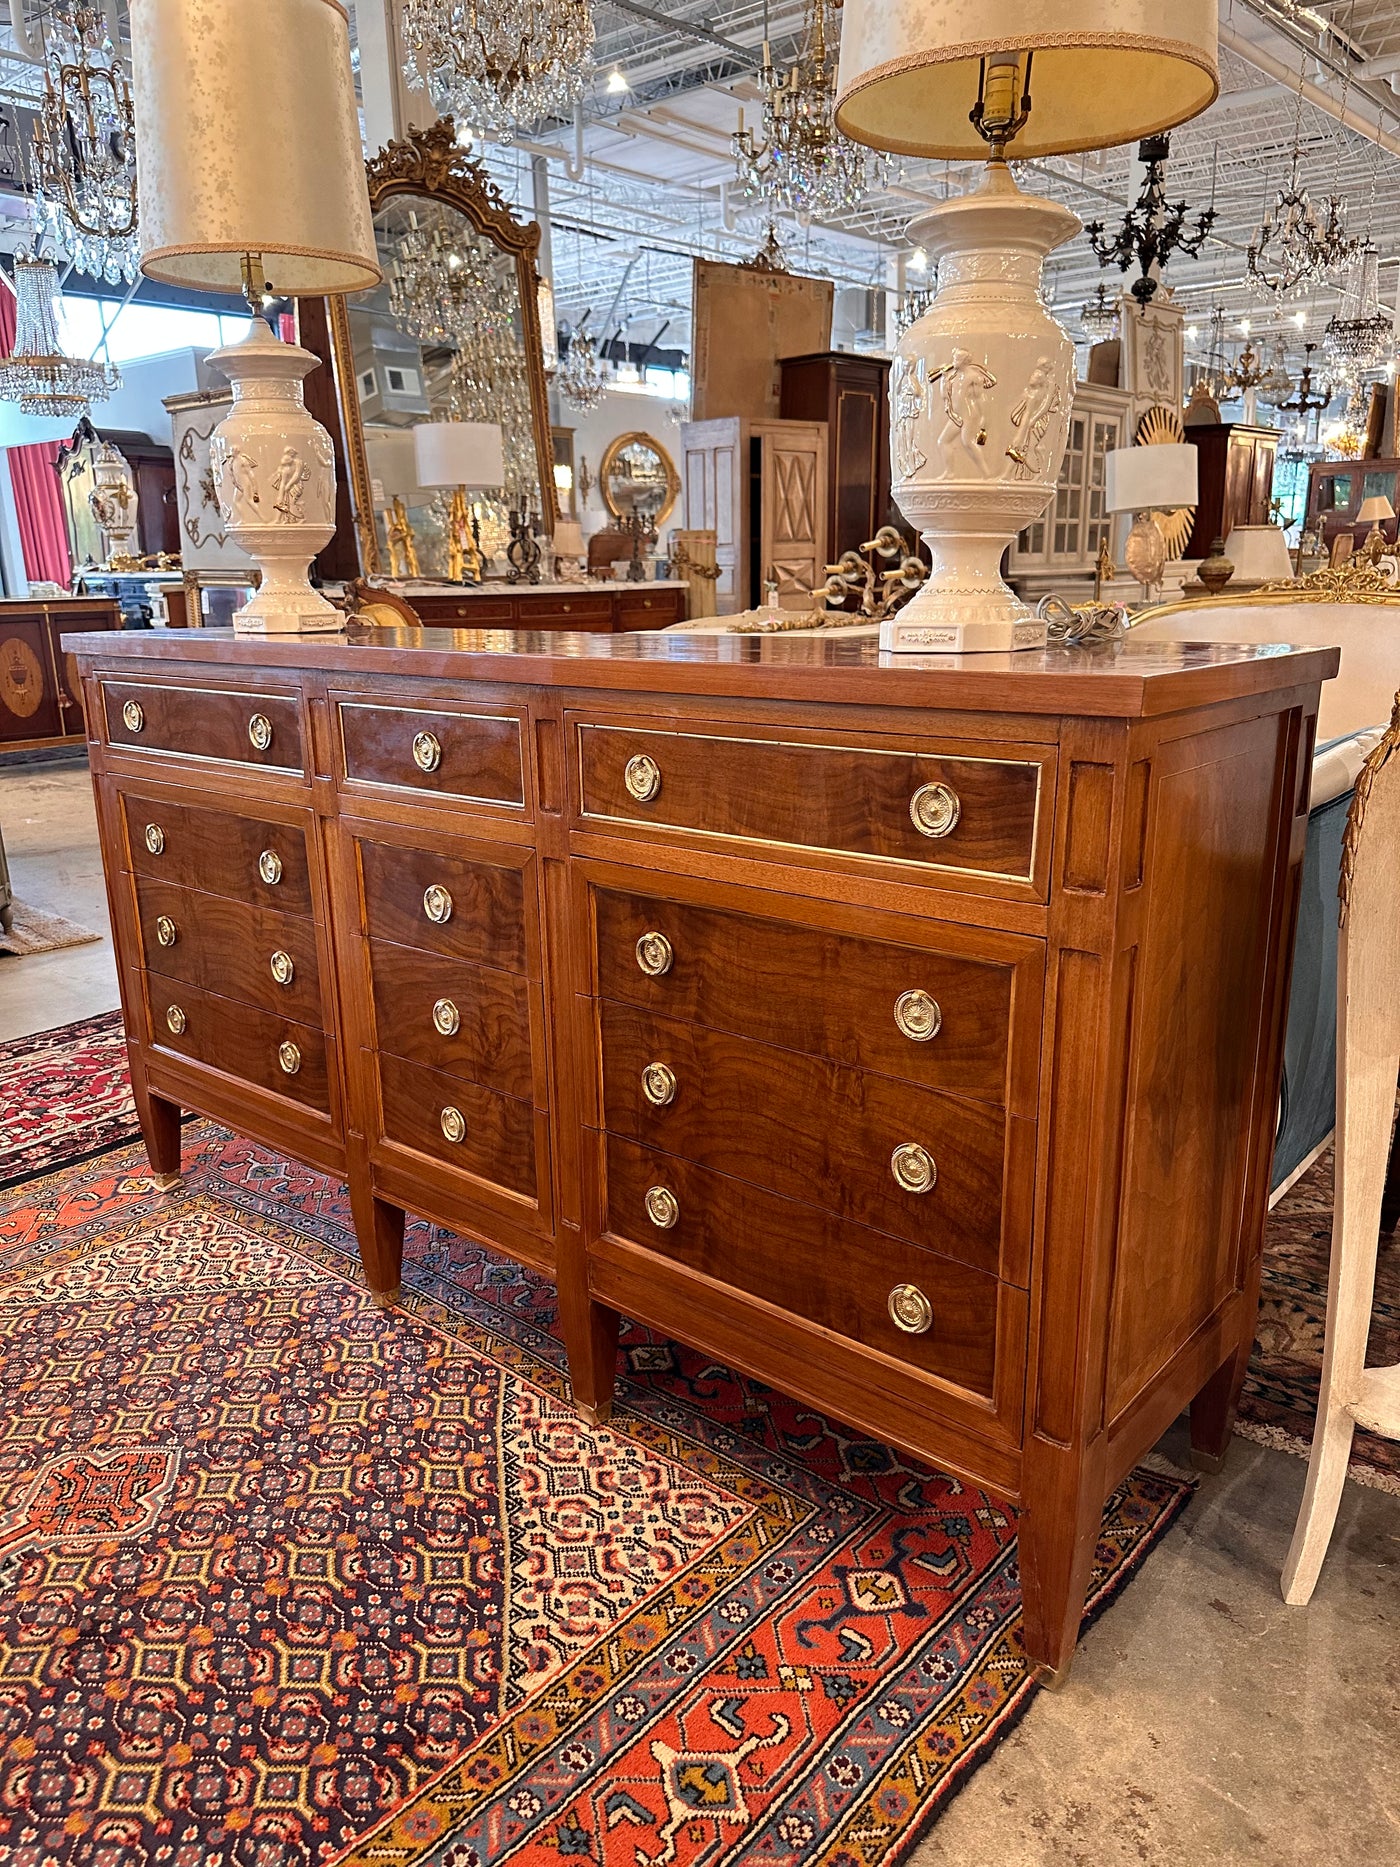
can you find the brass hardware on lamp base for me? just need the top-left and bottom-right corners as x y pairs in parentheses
(446, 487), (484, 584)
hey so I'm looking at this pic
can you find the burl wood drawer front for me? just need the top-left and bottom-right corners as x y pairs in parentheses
(598, 1000), (1010, 1278)
(103, 681), (303, 773)
(134, 875), (324, 1025)
(529, 594), (614, 627)
(145, 975), (331, 1113)
(122, 792), (314, 915)
(356, 838), (529, 973)
(575, 720), (1043, 881)
(369, 939), (535, 1103)
(377, 1052), (537, 1200)
(601, 1136), (1000, 1401)
(337, 702), (525, 807)
(594, 889), (1015, 1104)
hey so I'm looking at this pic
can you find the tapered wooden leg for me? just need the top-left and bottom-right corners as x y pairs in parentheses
(1018, 1442), (1107, 1688)
(347, 1168), (405, 1306)
(133, 1075), (181, 1189)
(1189, 1347), (1249, 1474)
(557, 1219), (620, 1425)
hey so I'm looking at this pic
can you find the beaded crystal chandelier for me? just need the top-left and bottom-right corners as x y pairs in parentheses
(1246, 152), (1352, 301)
(0, 249), (120, 417)
(557, 327), (606, 411)
(732, 0), (885, 218)
(400, 0), (594, 141)
(1324, 238), (1390, 377)
(1079, 282), (1120, 341)
(386, 212), (495, 346)
(29, 3), (139, 284)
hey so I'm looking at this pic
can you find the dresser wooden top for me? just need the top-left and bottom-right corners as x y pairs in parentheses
(61, 624), (1338, 720)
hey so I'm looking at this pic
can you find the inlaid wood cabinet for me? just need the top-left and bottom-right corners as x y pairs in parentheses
(68, 623), (1334, 1686)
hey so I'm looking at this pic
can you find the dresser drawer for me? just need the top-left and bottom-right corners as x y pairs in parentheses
(122, 792), (314, 914)
(376, 1052), (537, 1200)
(576, 720), (1044, 882)
(615, 590), (682, 628)
(598, 1001), (1015, 1278)
(355, 836), (529, 973)
(146, 975), (330, 1113)
(410, 596), (516, 625)
(337, 701), (525, 806)
(594, 889), (1016, 1104)
(600, 1137), (1000, 1401)
(369, 938), (535, 1101)
(135, 875), (324, 1024)
(103, 680), (303, 773)
(528, 594), (614, 626)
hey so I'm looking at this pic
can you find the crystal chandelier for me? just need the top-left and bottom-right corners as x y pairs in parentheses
(1324, 238), (1390, 377)
(0, 249), (119, 416)
(400, 0), (594, 142)
(29, 4), (139, 285)
(1258, 335), (1293, 404)
(1080, 282), (1120, 340)
(386, 212), (495, 346)
(1246, 151), (1352, 301)
(1084, 134), (1215, 309)
(731, 0), (885, 218)
(557, 327), (606, 411)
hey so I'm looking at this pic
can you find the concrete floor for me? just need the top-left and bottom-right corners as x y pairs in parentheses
(0, 756), (1397, 1864)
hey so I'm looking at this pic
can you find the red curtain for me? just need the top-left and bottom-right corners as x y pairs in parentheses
(0, 281), (73, 588)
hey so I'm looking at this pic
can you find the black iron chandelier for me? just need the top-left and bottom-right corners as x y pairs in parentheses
(1084, 134), (1215, 309)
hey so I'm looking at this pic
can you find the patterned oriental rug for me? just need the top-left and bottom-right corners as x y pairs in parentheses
(0, 1040), (1194, 1867)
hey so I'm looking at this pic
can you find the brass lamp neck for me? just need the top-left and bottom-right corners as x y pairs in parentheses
(970, 51), (1035, 161)
(240, 252), (269, 315)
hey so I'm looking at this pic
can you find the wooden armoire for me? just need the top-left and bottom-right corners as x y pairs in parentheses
(779, 351), (891, 564)
(679, 418), (828, 614)
(1183, 422), (1279, 558)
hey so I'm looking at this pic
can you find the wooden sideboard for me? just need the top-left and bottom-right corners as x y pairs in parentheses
(66, 624), (1335, 1684)
(1183, 421), (1279, 559)
(374, 581), (687, 632)
(0, 597), (121, 753)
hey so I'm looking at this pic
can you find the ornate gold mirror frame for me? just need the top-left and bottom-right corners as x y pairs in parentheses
(598, 431), (682, 527)
(324, 119), (557, 575)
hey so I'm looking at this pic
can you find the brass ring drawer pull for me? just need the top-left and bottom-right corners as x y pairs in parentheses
(642, 1061), (676, 1107)
(144, 823), (165, 855)
(635, 930), (673, 977)
(888, 1282), (934, 1336)
(624, 753), (662, 803)
(277, 1041), (302, 1076)
(891, 1141), (937, 1194)
(412, 729), (442, 773)
(432, 997), (461, 1036)
(258, 849), (283, 885)
(248, 712), (274, 752)
(909, 781), (961, 838)
(154, 915), (177, 948)
(165, 1005), (186, 1035)
(645, 1184), (679, 1229)
(122, 699), (144, 732)
(423, 883), (454, 925)
(440, 1105), (467, 1144)
(270, 950), (295, 986)
(893, 989), (941, 1042)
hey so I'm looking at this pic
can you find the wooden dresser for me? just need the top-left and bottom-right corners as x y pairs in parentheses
(0, 596), (120, 752)
(387, 581), (688, 632)
(65, 624), (1335, 1684)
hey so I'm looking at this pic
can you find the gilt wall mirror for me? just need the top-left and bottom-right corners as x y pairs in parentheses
(324, 119), (556, 577)
(599, 431), (681, 528)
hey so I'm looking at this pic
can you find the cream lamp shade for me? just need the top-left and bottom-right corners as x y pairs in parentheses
(1105, 444), (1198, 514)
(1223, 525), (1294, 583)
(835, 0), (1219, 158)
(1357, 494), (1396, 523)
(552, 519), (586, 558)
(129, 0), (380, 296)
(414, 422), (507, 491)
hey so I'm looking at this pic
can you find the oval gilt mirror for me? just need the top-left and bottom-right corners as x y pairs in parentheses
(599, 432), (681, 527)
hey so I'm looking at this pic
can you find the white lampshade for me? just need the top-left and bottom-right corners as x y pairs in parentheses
(1105, 444), (1199, 514)
(552, 520), (585, 557)
(413, 421), (506, 490)
(130, 0), (380, 296)
(836, 1), (1219, 159)
(1224, 525), (1294, 583)
(1357, 494), (1396, 523)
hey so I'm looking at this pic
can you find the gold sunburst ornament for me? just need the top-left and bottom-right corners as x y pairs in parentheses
(1135, 405), (1197, 557)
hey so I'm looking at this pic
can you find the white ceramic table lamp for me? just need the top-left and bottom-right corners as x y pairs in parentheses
(129, 0), (381, 633)
(1356, 493), (1396, 555)
(551, 519), (587, 581)
(1105, 443), (1199, 595)
(836, 1), (1218, 652)
(413, 421), (506, 584)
